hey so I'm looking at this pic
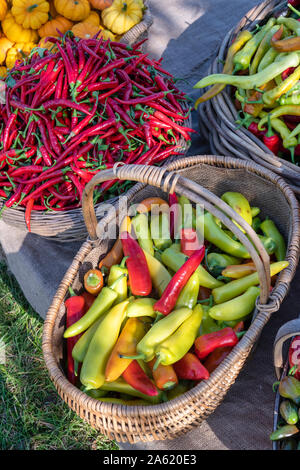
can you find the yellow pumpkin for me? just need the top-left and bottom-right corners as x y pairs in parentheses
(2, 11), (39, 42)
(0, 65), (7, 78)
(6, 41), (35, 68)
(0, 37), (14, 64)
(38, 15), (73, 37)
(54, 0), (90, 22)
(0, 0), (8, 21)
(101, 0), (143, 35)
(88, 0), (113, 10)
(84, 10), (100, 26)
(11, 0), (49, 30)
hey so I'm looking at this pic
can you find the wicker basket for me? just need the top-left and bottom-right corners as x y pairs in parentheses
(42, 155), (300, 443)
(272, 316), (300, 450)
(198, 0), (300, 196)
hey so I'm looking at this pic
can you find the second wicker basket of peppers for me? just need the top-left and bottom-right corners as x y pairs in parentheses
(62, 191), (289, 405)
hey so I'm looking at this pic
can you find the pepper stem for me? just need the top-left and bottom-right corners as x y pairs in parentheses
(290, 146), (295, 164)
(109, 273), (127, 290)
(120, 256), (129, 268)
(266, 114), (273, 137)
(272, 381), (280, 392)
(119, 353), (144, 360)
(68, 287), (76, 297)
(153, 355), (161, 371)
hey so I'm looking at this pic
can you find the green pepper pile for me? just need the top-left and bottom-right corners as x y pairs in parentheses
(270, 334), (300, 449)
(194, 1), (300, 164)
(63, 191), (288, 406)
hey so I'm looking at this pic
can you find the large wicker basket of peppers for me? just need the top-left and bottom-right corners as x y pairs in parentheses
(0, 27), (192, 242)
(271, 316), (300, 449)
(42, 155), (300, 443)
(196, 0), (300, 197)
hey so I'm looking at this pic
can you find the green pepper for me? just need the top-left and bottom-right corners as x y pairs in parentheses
(198, 305), (220, 335)
(197, 211), (250, 259)
(279, 376), (300, 406)
(258, 104), (300, 129)
(277, 16), (300, 36)
(259, 110), (298, 149)
(150, 212), (172, 251)
(143, 249), (172, 296)
(252, 216), (262, 232)
(221, 191), (252, 232)
(99, 378), (165, 404)
(233, 18), (276, 72)
(279, 400), (299, 425)
(251, 207), (261, 218)
(176, 271), (201, 309)
(250, 24), (281, 75)
(263, 65), (300, 106)
(207, 252), (242, 277)
(131, 212), (154, 255)
(270, 424), (299, 441)
(126, 297), (156, 318)
(131, 307), (193, 362)
(154, 305), (203, 367)
(260, 219), (286, 261)
(96, 397), (152, 406)
(178, 195), (195, 229)
(161, 247), (224, 289)
(166, 382), (191, 401)
(257, 47), (279, 72)
(212, 260), (289, 304)
(107, 257), (128, 303)
(209, 286), (260, 321)
(80, 299), (130, 390)
(279, 94), (300, 105)
(72, 315), (105, 369)
(257, 235), (277, 255)
(194, 52), (300, 90)
(63, 275), (126, 338)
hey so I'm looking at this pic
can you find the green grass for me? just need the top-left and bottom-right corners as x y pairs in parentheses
(0, 262), (118, 450)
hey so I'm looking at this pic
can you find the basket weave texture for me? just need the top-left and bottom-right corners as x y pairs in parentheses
(0, 0), (154, 242)
(42, 155), (300, 443)
(198, 0), (300, 195)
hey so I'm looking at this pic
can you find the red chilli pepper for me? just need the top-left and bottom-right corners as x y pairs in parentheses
(65, 288), (86, 384)
(122, 360), (158, 396)
(180, 228), (202, 257)
(194, 327), (239, 360)
(154, 246), (205, 316)
(173, 352), (210, 381)
(25, 198), (35, 232)
(120, 231), (152, 296)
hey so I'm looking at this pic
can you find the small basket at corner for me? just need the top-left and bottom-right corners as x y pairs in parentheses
(197, 0), (300, 197)
(42, 154), (300, 443)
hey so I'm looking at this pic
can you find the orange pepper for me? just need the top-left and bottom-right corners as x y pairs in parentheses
(136, 197), (169, 214)
(99, 216), (131, 270)
(148, 358), (178, 390)
(83, 269), (103, 295)
(222, 262), (256, 279)
(105, 316), (152, 382)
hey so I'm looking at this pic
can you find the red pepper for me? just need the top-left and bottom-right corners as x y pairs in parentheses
(180, 228), (202, 257)
(25, 198), (35, 232)
(154, 246), (205, 316)
(282, 67), (296, 81)
(263, 116), (280, 155)
(173, 352), (210, 381)
(122, 360), (158, 396)
(203, 321), (244, 373)
(65, 288), (86, 385)
(120, 231), (152, 296)
(248, 121), (266, 139)
(289, 335), (300, 380)
(194, 327), (239, 360)
(148, 358), (178, 390)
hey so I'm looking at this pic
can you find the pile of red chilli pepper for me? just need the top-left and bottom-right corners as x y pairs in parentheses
(0, 33), (193, 231)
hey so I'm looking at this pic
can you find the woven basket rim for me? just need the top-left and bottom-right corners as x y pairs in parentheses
(197, 0), (300, 193)
(42, 154), (300, 439)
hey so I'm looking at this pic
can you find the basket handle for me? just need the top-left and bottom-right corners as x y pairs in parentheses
(273, 318), (300, 380)
(82, 163), (271, 303)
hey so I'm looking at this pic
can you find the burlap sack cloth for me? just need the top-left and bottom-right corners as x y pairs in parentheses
(1, 0), (298, 450)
